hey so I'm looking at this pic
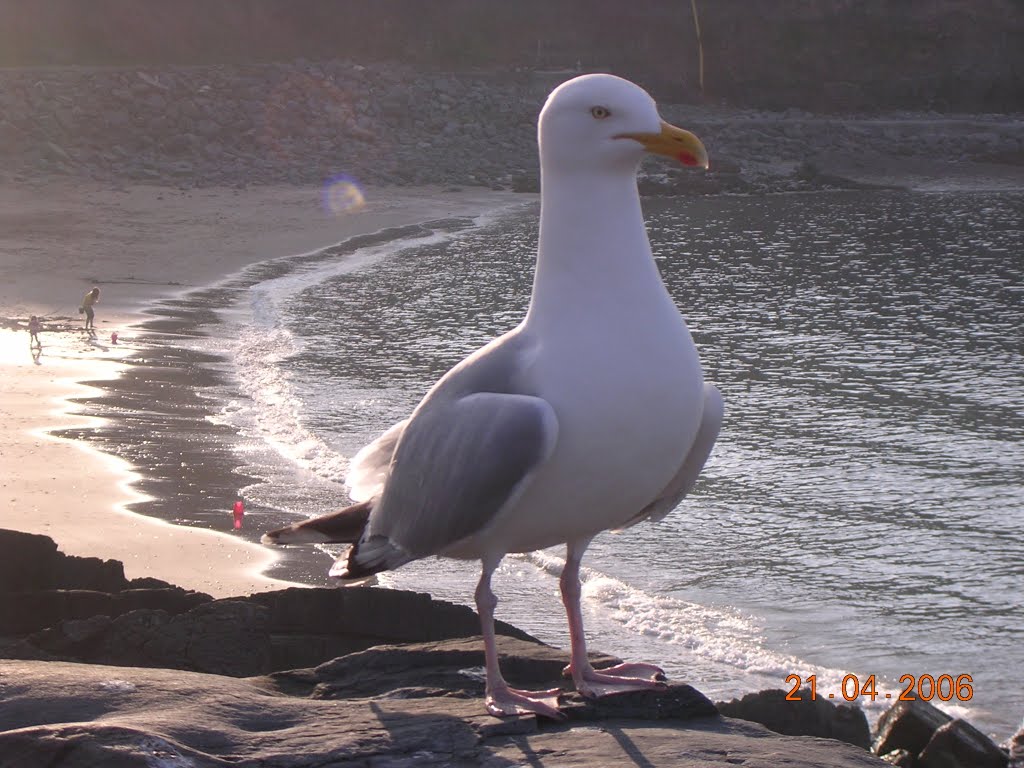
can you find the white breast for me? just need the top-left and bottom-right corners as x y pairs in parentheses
(480, 292), (705, 554)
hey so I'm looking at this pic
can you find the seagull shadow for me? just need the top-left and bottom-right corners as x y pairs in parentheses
(367, 701), (658, 768)
(367, 702), (509, 764)
(500, 723), (657, 768)
(606, 727), (657, 768)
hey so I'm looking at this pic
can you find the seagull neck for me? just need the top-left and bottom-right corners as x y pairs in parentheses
(527, 170), (663, 324)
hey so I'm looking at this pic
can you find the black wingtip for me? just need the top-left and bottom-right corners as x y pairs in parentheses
(330, 535), (413, 581)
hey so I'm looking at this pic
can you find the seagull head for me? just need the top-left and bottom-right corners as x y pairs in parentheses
(538, 74), (708, 176)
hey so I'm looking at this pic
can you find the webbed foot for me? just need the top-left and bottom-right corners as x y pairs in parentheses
(486, 685), (565, 720)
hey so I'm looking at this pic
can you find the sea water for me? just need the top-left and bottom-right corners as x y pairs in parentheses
(175, 189), (1022, 739)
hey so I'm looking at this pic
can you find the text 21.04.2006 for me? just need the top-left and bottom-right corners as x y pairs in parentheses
(784, 674), (973, 703)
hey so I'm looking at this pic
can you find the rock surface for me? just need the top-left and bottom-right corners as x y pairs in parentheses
(873, 700), (955, 757)
(11, 531), (1017, 768)
(0, 528), (537, 677)
(0, 638), (888, 767)
(717, 687), (871, 749)
(918, 719), (1010, 767)
(872, 699), (1010, 768)
(917, 720), (1011, 768)
(0, 530), (895, 766)
(0, 529), (164, 594)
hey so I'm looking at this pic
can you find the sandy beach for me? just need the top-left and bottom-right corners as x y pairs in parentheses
(0, 179), (523, 597)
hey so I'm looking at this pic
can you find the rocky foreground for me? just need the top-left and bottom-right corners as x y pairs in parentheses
(2, 60), (1022, 194)
(1, 529), (1020, 767)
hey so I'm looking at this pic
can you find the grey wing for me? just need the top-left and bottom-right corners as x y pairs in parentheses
(619, 383), (723, 529)
(345, 391), (558, 575)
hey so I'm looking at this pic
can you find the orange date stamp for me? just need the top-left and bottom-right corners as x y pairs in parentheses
(785, 674), (974, 703)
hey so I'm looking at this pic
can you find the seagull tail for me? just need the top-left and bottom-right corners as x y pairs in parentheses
(261, 500), (372, 546)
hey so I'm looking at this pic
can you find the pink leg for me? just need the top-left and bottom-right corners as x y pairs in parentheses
(560, 540), (667, 699)
(475, 558), (564, 719)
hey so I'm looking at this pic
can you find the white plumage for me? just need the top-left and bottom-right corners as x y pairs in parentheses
(264, 74), (721, 719)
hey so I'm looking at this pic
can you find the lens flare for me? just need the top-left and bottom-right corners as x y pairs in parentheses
(322, 176), (366, 215)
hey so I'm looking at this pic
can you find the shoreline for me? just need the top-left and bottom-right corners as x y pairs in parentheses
(0, 179), (527, 597)
(2, 178), (1020, 743)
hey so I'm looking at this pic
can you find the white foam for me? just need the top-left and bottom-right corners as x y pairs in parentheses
(229, 321), (347, 481)
(513, 550), (983, 727)
(204, 228), (463, 486)
(518, 550), (789, 671)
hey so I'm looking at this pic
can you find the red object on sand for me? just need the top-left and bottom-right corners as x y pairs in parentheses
(233, 500), (244, 529)
(111, 331), (119, 344)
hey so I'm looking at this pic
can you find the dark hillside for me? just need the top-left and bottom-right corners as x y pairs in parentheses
(1, 0), (1021, 111)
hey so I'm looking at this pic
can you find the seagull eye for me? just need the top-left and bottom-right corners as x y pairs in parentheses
(590, 106), (611, 119)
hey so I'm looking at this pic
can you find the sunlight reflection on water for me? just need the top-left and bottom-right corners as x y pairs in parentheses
(237, 189), (1022, 737)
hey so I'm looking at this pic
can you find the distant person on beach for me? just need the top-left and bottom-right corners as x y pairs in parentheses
(80, 287), (100, 331)
(28, 315), (42, 347)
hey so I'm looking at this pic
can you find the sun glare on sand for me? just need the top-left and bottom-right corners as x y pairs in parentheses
(0, 325), (133, 369)
(0, 328), (40, 365)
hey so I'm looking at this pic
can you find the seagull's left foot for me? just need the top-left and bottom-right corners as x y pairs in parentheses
(485, 684), (565, 720)
(564, 661), (668, 699)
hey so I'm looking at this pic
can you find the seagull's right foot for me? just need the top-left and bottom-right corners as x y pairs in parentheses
(563, 661), (668, 699)
(485, 685), (565, 720)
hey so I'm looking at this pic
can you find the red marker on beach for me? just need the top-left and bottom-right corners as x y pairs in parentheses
(233, 499), (245, 530)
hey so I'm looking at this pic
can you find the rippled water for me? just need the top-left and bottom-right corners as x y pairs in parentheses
(195, 190), (1022, 738)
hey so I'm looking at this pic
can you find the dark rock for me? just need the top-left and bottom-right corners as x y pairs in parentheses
(0, 656), (890, 767)
(0, 637), (65, 662)
(8, 578), (537, 678)
(279, 635), (616, 701)
(873, 699), (954, 758)
(105, 601), (268, 676)
(1, 587), (211, 635)
(0, 528), (131, 593)
(717, 687), (871, 749)
(253, 585), (532, 643)
(177, 600), (272, 676)
(1, 590), (112, 635)
(0, 724), (217, 768)
(272, 635), (717, 722)
(127, 577), (177, 590)
(252, 585), (535, 671)
(560, 683), (718, 722)
(33, 614), (113, 657)
(0, 529), (61, 590)
(26, 600), (270, 676)
(0, 533), (894, 765)
(918, 719), (1009, 768)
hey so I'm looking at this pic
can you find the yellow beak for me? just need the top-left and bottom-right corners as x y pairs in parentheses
(617, 120), (709, 170)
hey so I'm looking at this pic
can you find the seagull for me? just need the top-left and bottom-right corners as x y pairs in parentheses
(263, 73), (722, 720)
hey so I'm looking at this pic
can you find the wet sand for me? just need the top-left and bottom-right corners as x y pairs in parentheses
(0, 179), (523, 596)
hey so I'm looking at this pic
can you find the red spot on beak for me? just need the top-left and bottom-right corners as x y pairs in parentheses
(679, 152), (698, 167)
